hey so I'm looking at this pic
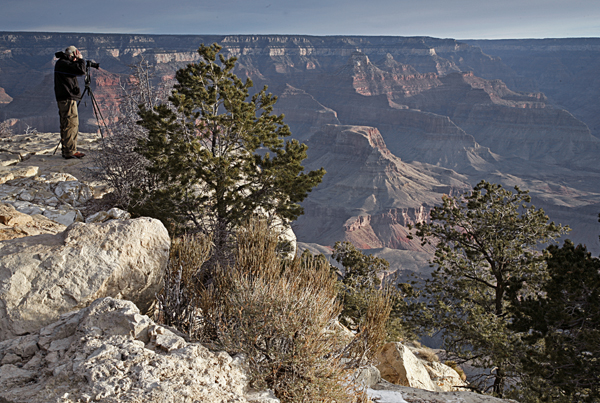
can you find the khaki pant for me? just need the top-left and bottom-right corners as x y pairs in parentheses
(57, 99), (79, 157)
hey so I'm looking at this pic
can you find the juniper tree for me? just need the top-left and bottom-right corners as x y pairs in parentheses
(412, 180), (568, 395)
(134, 44), (325, 255)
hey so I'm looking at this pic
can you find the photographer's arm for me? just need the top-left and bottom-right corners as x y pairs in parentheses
(67, 50), (86, 76)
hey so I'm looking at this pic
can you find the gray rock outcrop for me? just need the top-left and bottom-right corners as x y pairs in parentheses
(0, 297), (276, 403)
(0, 217), (170, 341)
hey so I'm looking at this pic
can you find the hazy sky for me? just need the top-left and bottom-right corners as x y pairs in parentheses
(1, 0), (598, 39)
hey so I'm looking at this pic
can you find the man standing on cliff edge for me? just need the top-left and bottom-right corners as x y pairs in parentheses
(54, 46), (86, 159)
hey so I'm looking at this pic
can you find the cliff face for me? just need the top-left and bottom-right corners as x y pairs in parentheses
(1, 33), (599, 257)
(464, 38), (600, 139)
(295, 124), (470, 249)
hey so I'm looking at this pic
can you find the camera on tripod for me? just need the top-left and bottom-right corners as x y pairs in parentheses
(84, 60), (99, 87)
(86, 60), (100, 69)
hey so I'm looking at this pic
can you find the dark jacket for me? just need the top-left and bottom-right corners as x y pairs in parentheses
(54, 51), (86, 102)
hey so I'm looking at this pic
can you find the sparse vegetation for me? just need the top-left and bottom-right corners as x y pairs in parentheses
(23, 124), (39, 135)
(0, 119), (13, 137)
(331, 241), (423, 343)
(156, 217), (390, 402)
(95, 57), (172, 210)
(332, 241), (387, 330)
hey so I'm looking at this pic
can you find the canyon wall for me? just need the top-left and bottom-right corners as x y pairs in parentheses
(1, 33), (599, 261)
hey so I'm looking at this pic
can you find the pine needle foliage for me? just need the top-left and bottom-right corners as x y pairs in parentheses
(509, 240), (600, 403)
(411, 180), (569, 396)
(133, 43), (325, 247)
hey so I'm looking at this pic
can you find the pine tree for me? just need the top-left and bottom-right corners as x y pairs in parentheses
(133, 44), (325, 253)
(412, 180), (568, 395)
(510, 240), (600, 402)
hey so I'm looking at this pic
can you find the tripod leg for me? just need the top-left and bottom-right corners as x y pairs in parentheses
(88, 88), (111, 138)
(53, 139), (61, 155)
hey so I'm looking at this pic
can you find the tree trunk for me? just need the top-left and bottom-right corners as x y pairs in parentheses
(493, 367), (505, 396)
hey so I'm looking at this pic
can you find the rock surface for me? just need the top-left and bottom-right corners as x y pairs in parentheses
(0, 297), (277, 403)
(0, 202), (66, 241)
(376, 342), (468, 392)
(377, 342), (438, 391)
(0, 217), (169, 341)
(369, 381), (517, 403)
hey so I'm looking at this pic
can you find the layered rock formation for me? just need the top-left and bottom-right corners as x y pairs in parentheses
(1, 33), (599, 258)
(465, 38), (600, 139)
(295, 124), (468, 250)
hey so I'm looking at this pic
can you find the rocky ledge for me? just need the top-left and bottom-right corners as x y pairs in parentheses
(0, 297), (277, 403)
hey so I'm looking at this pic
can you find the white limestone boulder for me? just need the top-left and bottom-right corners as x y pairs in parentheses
(376, 342), (437, 391)
(0, 297), (273, 403)
(0, 217), (170, 341)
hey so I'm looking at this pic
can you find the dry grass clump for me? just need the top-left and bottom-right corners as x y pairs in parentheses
(157, 217), (390, 402)
(445, 360), (467, 381)
(154, 233), (211, 336)
(414, 347), (440, 363)
(342, 289), (392, 369)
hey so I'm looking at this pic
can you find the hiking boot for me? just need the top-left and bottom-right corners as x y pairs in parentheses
(63, 152), (85, 159)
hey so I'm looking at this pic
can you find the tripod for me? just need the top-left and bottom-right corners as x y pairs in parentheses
(53, 62), (110, 155)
